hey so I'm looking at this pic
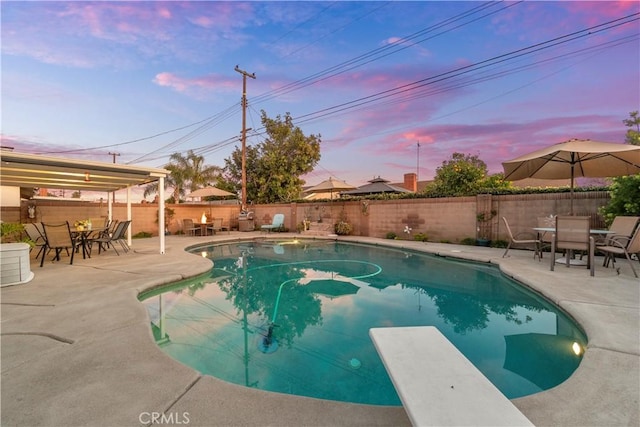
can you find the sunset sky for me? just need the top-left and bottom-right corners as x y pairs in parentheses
(2, 1), (639, 196)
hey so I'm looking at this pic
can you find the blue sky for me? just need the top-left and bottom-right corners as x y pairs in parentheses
(2, 1), (639, 197)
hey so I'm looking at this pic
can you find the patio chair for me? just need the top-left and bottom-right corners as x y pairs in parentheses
(595, 216), (639, 247)
(550, 216), (594, 276)
(90, 220), (131, 255)
(502, 217), (541, 260)
(89, 217), (108, 230)
(40, 221), (78, 267)
(598, 225), (640, 278)
(207, 218), (224, 235)
(261, 214), (285, 233)
(23, 222), (47, 261)
(182, 218), (201, 236)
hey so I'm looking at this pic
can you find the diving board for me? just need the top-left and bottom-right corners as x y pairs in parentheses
(370, 326), (534, 427)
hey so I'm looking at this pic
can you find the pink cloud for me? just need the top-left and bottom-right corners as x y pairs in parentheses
(153, 72), (237, 97)
(335, 112), (631, 179)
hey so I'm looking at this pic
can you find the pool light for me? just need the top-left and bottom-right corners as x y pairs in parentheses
(572, 342), (582, 356)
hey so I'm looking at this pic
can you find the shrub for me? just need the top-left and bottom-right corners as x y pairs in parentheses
(413, 232), (428, 242)
(133, 231), (152, 239)
(490, 239), (508, 248)
(386, 232), (397, 239)
(0, 222), (33, 246)
(599, 175), (640, 226)
(334, 221), (352, 236)
(460, 237), (476, 245)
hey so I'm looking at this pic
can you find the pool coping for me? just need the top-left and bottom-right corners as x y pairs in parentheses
(1, 233), (638, 426)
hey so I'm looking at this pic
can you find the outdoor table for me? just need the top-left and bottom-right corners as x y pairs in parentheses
(72, 227), (107, 259)
(197, 222), (213, 236)
(532, 227), (613, 266)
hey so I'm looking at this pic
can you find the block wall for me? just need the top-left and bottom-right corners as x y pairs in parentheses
(4, 191), (610, 243)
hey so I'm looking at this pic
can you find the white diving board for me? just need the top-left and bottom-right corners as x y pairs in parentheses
(370, 326), (534, 427)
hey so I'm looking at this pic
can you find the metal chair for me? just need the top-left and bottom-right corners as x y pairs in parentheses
(40, 222), (78, 267)
(502, 217), (541, 260)
(90, 220), (131, 255)
(596, 216), (639, 247)
(598, 225), (640, 278)
(23, 222), (47, 261)
(182, 218), (201, 236)
(550, 216), (594, 276)
(207, 218), (224, 235)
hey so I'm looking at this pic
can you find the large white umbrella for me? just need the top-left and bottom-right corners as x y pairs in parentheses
(305, 177), (356, 200)
(502, 138), (640, 214)
(187, 186), (236, 218)
(187, 186), (235, 198)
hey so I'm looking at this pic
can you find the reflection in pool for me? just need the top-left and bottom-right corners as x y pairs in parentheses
(139, 240), (586, 405)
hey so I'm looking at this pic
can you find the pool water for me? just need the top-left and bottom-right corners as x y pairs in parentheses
(140, 240), (586, 405)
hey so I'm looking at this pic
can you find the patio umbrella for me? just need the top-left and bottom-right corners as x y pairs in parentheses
(502, 138), (640, 214)
(305, 177), (356, 200)
(187, 186), (236, 218)
(187, 186), (235, 198)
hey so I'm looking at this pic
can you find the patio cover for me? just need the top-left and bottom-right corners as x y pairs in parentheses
(0, 151), (170, 254)
(0, 151), (168, 191)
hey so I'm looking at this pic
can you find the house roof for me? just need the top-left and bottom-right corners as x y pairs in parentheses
(0, 151), (169, 193)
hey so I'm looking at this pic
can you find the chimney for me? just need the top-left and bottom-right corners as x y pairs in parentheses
(404, 173), (417, 192)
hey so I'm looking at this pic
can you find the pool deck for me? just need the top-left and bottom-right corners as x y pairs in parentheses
(1, 233), (638, 426)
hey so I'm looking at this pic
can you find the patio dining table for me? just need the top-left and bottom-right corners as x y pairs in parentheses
(72, 227), (108, 259)
(196, 222), (213, 236)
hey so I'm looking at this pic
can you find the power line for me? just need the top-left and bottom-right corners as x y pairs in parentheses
(290, 14), (639, 126)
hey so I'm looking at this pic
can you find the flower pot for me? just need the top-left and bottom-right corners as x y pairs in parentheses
(476, 238), (491, 247)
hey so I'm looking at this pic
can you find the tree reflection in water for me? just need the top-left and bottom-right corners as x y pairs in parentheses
(139, 241), (585, 404)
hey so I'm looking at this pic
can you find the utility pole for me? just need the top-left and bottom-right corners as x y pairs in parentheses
(235, 65), (256, 211)
(108, 152), (120, 205)
(416, 141), (420, 184)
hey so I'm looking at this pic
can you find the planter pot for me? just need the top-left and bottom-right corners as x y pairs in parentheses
(476, 238), (491, 247)
(0, 243), (34, 287)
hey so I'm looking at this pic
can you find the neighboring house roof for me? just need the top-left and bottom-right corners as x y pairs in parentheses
(342, 177), (412, 195)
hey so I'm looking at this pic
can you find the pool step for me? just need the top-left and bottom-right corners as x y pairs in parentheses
(370, 326), (534, 427)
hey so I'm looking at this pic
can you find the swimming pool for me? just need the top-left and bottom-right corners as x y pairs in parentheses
(140, 240), (587, 405)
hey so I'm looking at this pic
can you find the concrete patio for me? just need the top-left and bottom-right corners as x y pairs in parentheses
(1, 232), (638, 426)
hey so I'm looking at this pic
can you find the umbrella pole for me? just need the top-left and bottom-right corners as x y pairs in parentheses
(570, 157), (575, 215)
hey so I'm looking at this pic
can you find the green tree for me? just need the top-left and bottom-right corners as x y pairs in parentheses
(425, 152), (504, 196)
(480, 172), (513, 192)
(599, 175), (640, 225)
(222, 111), (321, 204)
(144, 150), (221, 203)
(623, 111), (640, 145)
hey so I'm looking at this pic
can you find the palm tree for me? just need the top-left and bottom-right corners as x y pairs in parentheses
(144, 150), (221, 203)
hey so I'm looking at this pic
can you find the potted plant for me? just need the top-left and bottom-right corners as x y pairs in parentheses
(156, 207), (175, 235)
(334, 211), (352, 235)
(0, 222), (35, 286)
(476, 210), (496, 246)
